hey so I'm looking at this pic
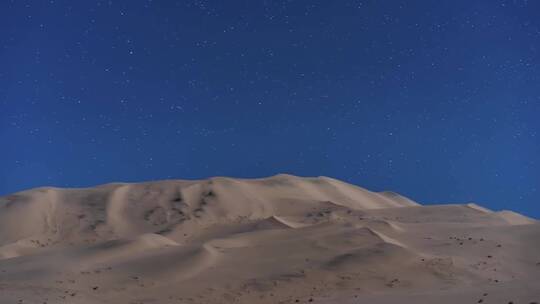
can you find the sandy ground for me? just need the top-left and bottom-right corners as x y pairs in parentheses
(0, 174), (538, 304)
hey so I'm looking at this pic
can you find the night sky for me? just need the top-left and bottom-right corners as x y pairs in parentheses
(1, 1), (539, 217)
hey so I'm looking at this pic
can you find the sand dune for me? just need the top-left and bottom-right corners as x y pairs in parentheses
(0, 175), (538, 303)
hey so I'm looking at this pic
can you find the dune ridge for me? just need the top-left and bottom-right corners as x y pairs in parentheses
(0, 174), (538, 304)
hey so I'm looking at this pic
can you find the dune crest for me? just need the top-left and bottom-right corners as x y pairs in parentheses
(0, 175), (538, 304)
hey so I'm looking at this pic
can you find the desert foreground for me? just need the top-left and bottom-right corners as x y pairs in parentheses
(0, 175), (538, 303)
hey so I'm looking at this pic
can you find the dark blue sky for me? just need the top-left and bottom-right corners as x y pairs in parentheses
(1, 1), (539, 217)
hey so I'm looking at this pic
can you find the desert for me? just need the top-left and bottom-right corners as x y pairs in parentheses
(0, 175), (538, 304)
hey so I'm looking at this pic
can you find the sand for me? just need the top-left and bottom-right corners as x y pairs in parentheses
(0, 174), (538, 303)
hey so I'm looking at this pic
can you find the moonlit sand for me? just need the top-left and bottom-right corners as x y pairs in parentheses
(0, 175), (538, 303)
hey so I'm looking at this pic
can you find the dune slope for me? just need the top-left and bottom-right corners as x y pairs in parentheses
(0, 175), (538, 304)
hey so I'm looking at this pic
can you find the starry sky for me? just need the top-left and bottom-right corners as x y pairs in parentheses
(1, 1), (539, 217)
